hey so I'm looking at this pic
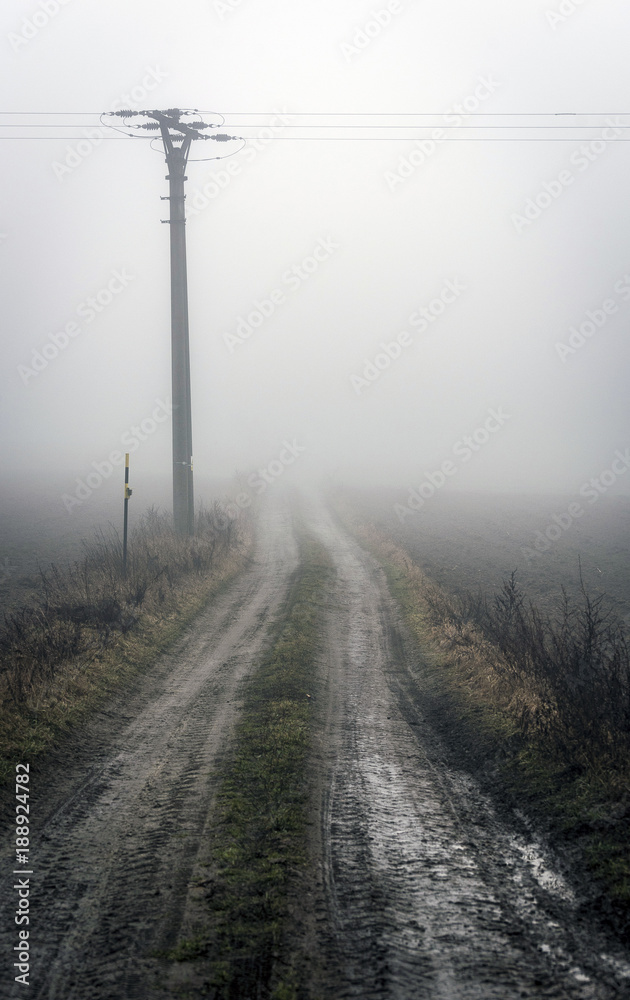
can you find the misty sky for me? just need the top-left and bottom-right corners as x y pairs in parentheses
(2, 0), (630, 513)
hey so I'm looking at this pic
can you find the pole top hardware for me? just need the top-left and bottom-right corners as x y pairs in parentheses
(102, 108), (243, 157)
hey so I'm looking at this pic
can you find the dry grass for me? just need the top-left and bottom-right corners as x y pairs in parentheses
(349, 520), (532, 728)
(424, 570), (630, 764)
(0, 502), (254, 783)
(335, 500), (630, 767)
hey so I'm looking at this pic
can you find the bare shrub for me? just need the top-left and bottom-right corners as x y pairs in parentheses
(0, 500), (248, 707)
(433, 571), (630, 763)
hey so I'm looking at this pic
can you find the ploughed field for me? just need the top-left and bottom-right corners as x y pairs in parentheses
(345, 487), (630, 627)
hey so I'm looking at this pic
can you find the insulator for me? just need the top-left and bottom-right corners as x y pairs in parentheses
(211, 134), (232, 142)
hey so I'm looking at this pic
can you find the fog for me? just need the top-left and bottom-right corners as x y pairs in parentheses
(2, 0), (630, 523)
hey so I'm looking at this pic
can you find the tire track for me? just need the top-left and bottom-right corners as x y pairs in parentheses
(309, 501), (630, 1000)
(0, 501), (298, 1000)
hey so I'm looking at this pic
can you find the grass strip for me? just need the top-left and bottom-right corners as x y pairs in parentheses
(169, 533), (333, 1000)
(330, 495), (630, 941)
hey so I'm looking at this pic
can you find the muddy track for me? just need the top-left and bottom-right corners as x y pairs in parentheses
(0, 502), (298, 1000)
(307, 501), (630, 1000)
(3, 498), (630, 999)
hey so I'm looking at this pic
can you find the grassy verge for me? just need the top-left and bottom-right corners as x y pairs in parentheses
(330, 495), (630, 939)
(0, 505), (254, 787)
(169, 532), (333, 1000)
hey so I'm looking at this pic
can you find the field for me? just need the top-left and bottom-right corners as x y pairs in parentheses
(341, 486), (630, 627)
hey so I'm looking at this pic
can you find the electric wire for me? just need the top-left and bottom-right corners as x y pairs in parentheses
(1, 110), (630, 116)
(1, 110), (628, 142)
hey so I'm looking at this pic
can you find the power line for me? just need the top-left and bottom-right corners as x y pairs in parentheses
(3, 130), (630, 141)
(2, 111), (628, 142)
(5, 137), (630, 142)
(2, 123), (628, 130)
(1, 123), (628, 129)
(1, 110), (629, 116)
(3, 132), (630, 142)
(211, 111), (630, 117)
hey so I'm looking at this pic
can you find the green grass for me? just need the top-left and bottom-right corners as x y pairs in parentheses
(169, 532), (333, 1000)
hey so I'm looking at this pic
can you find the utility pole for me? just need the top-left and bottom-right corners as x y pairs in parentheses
(103, 108), (239, 535)
(158, 114), (194, 536)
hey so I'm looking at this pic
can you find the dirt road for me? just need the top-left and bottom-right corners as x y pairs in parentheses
(0, 502), (298, 999)
(307, 501), (630, 999)
(2, 497), (630, 998)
